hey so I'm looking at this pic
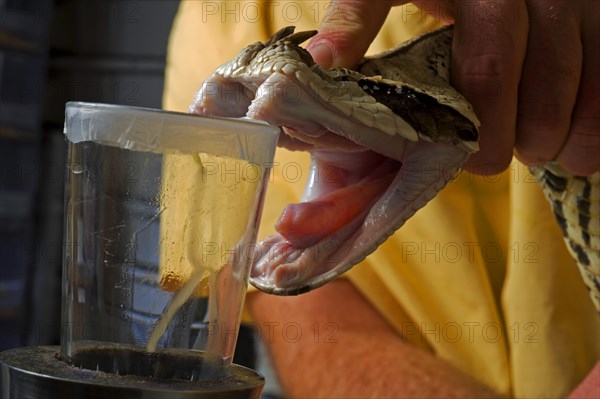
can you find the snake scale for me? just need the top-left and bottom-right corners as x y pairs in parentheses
(191, 26), (599, 311)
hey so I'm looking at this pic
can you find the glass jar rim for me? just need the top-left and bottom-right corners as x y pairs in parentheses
(64, 101), (280, 164)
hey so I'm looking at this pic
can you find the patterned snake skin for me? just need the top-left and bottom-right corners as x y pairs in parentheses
(192, 26), (599, 309)
(531, 164), (599, 311)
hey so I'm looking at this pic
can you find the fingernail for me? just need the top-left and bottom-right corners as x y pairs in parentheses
(307, 42), (334, 68)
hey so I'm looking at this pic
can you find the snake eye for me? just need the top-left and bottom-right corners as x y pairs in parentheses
(458, 128), (478, 142)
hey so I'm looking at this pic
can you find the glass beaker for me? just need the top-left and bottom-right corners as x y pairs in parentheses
(60, 102), (279, 381)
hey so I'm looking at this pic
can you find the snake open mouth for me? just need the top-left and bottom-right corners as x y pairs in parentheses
(253, 149), (402, 288)
(246, 143), (467, 294)
(275, 153), (399, 249)
(191, 26), (478, 294)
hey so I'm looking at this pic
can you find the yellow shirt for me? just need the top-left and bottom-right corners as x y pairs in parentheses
(163, 2), (598, 397)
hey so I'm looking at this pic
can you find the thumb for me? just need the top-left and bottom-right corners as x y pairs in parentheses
(306, 0), (397, 68)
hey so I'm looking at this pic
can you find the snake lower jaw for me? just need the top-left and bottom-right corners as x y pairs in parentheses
(250, 140), (469, 295)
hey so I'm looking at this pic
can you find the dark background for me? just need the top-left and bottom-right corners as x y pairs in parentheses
(0, 0), (180, 350)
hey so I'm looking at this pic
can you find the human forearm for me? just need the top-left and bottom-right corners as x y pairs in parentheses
(247, 280), (500, 398)
(568, 361), (600, 399)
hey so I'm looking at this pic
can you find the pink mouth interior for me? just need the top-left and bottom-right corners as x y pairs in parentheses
(274, 151), (401, 249)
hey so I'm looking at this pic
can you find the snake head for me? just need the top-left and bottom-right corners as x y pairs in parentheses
(191, 26), (480, 295)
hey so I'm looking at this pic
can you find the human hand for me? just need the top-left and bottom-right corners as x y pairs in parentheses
(306, 0), (600, 176)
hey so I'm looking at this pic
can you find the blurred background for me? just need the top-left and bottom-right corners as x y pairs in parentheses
(0, 0), (186, 350)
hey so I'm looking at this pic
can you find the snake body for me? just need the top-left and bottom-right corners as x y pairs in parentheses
(531, 163), (599, 310)
(192, 26), (599, 310)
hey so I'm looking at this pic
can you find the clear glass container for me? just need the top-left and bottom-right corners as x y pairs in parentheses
(60, 102), (279, 380)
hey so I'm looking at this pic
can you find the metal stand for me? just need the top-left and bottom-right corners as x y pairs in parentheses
(0, 346), (264, 399)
